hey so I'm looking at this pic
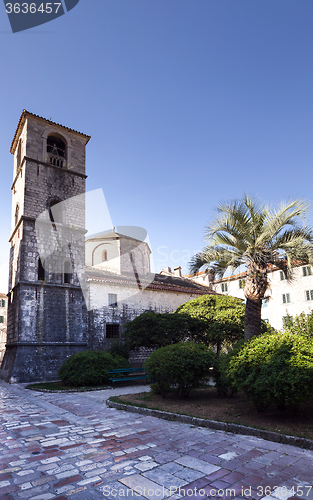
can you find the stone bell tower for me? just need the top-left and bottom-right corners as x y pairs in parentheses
(0, 110), (90, 383)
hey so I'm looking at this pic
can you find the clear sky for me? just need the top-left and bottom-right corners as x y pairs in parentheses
(1, 0), (313, 291)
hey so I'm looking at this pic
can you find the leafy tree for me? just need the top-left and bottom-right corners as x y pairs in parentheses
(123, 311), (200, 351)
(189, 195), (313, 341)
(176, 294), (245, 354)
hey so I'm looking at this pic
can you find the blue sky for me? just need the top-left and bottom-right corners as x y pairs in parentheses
(0, 0), (313, 290)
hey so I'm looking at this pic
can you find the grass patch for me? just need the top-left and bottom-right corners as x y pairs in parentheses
(26, 381), (110, 392)
(112, 387), (313, 441)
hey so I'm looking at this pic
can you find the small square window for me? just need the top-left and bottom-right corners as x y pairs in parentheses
(302, 266), (312, 277)
(108, 294), (117, 307)
(106, 324), (119, 339)
(1, 299), (5, 307)
(221, 283), (228, 293)
(282, 293), (290, 304)
(280, 271), (286, 281)
(0, 316), (4, 323)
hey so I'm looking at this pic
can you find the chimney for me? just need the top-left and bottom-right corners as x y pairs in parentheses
(173, 266), (182, 277)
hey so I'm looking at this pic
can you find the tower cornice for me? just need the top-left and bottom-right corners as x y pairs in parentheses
(11, 109), (91, 154)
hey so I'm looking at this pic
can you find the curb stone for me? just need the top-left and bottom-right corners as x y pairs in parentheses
(107, 398), (313, 451)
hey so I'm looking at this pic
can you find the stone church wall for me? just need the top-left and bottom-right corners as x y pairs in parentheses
(87, 282), (203, 352)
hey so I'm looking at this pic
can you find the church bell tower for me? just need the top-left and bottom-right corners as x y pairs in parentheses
(0, 110), (90, 383)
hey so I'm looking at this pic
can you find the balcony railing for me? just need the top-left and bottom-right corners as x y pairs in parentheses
(47, 153), (66, 168)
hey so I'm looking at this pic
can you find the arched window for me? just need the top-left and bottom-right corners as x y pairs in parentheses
(15, 204), (19, 227)
(102, 250), (108, 262)
(49, 199), (63, 224)
(38, 258), (45, 281)
(47, 135), (66, 168)
(64, 261), (72, 284)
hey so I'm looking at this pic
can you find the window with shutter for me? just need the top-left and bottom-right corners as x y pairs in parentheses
(303, 266), (312, 277)
(305, 290), (313, 301)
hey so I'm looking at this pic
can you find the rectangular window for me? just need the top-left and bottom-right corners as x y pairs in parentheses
(0, 316), (4, 323)
(280, 271), (286, 281)
(305, 290), (313, 301)
(106, 324), (119, 339)
(239, 279), (245, 289)
(108, 294), (117, 307)
(262, 299), (268, 308)
(221, 283), (228, 293)
(302, 266), (312, 277)
(282, 293), (290, 304)
(1, 299), (5, 307)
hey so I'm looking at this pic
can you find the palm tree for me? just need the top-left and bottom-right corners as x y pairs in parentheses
(189, 195), (313, 341)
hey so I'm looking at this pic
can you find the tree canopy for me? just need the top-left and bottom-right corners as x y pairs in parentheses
(123, 311), (200, 351)
(176, 294), (245, 354)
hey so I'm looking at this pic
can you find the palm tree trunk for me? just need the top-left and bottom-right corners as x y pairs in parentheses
(244, 298), (262, 341)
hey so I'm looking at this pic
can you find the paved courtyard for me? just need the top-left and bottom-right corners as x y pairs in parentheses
(0, 381), (313, 500)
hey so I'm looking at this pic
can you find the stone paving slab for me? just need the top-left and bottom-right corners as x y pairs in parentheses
(0, 381), (313, 500)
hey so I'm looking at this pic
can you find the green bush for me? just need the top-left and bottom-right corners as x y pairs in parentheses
(283, 311), (313, 337)
(145, 342), (214, 397)
(213, 341), (243, 397)
(58, 350), (129, 387)
(228, 333), (313, 411)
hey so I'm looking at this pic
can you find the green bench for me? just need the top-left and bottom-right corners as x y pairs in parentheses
(108, 367), (149, 387)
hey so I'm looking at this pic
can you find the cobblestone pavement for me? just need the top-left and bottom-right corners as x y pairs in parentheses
(1, 381), (313, 500)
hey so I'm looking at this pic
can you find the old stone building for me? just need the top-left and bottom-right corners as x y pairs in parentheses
(0, 111), (90, 383)
(0, 111), (214, 383)
(85, 236), (216, 352)
(0, 293), (8, 364)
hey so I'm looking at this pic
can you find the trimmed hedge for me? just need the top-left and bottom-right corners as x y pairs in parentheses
(228, 332), (313, 410)
(145, 342), (214, 397)
(58, 350), (129, 387)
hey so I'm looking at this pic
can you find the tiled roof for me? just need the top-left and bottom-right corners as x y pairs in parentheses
(85, 267), (218, 295)
(11, 110), (91, 153)
(212, 260), (308, 283)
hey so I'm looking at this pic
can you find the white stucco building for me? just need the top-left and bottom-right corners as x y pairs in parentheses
(185, 264), (313, 330)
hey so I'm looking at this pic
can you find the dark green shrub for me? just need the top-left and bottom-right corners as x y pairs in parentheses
(228, 333), (313, 411)
(145, 342), (214, 397)
(58, 350), (129, 387)
(213, 341), (243, 397)
(123, 311), (201, 351)
(106, 340), (130, 360)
